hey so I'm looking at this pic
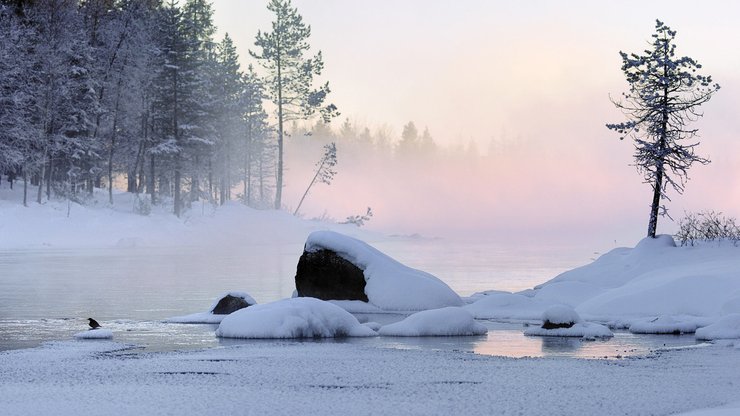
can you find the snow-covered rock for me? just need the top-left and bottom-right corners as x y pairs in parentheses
(541, 304), (581, 328)
(628, 316), (699, 335)
(532, 235), (740, 321)
(165, 291), (257, 324)
(73, 329), (113, 339)
(464, 292), (552, 321)
(524, 322), (613, 340)
(695, 314), (740, 340)
(523, 305), (612, 339)
(298, 231), (462, 311)
(378, 307), (487, 337)
(215, 297), (378, 339)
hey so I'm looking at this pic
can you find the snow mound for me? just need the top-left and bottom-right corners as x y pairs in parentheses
(73, 329), (113, 339)
(524, 322), (613, 340)
(542, 305), (582, 325)
(629, 316), (699, 334)
(378, 307), (487, 337)
(464, 292), (552, 321)
(165, 291), (257, 324)
(695, 314), (740, 340)
(215, 297), (378, 339)
(304, 231), (462, 311)
(532, 235), (740, 321)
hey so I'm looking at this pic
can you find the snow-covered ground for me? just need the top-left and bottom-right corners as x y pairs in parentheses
(0, 186), (381, 249)
(0, 340), (739, 416)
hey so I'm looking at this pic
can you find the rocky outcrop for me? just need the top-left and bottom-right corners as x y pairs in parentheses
(295, 249), (369, 302)
(212, 294), (253, 315)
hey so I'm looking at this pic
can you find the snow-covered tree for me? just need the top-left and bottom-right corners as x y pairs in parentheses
(240, 64), (272, 207)
(607, 20), (720, 238)
(250, 0), (338, 210)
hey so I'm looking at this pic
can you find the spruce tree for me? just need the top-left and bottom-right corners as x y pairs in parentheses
(607, 20), (720, 238)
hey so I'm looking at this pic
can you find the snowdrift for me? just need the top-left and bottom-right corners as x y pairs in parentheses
(215, 297), (377, 339)
(467, 235), (740, 330)
(378, 307), (486, 337)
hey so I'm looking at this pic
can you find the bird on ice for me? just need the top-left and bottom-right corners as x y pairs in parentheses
(88, 318), (101, 329)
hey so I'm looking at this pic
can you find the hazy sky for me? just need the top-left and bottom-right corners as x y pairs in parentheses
(212, 1), (740, 249)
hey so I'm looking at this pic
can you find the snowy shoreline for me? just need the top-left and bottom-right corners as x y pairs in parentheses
(0, 339), (738, 416)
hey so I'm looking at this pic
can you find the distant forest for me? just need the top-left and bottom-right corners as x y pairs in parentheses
(0, 0), (492, 217)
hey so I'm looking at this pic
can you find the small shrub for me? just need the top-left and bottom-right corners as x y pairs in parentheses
(675, 211), (740, 246)
(342, 207), (373, 227)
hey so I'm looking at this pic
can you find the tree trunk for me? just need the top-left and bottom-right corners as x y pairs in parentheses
(23, 169), (28, 207)
(648, 45), (671, 239)
(148, 155), (156, 204)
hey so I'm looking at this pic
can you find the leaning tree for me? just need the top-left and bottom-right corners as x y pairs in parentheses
(607, 20), (720, 238)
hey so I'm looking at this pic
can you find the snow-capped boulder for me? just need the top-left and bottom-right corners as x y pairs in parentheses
(628, 316), (698, 335)
(379, 307), (487, 337)
(296, 231), (462, 311)
(296, 249), (368, 302)
(215, 297), (378, 339)
(541, 305), (581, 329)
(524, 305), (612, 339)
(695, 314), (740, 340)
(210, 292), (256, 315)
(165, 291), (256, 324)
(74, 329), (113, 340)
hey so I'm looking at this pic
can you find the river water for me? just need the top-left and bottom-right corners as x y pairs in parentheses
(0, 239), (701, 357)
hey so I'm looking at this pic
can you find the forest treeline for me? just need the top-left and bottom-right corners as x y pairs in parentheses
(0, 0), (490, 217)
(0, 0), (275, 214)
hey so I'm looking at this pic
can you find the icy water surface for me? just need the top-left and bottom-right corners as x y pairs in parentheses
(0, 240), (701, 357)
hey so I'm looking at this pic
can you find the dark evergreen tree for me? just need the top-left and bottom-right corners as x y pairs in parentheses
(607, 20), (720, 238)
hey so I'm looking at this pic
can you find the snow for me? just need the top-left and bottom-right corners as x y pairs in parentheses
(304, 231), (462, 311)
(165, 291), (257, 324)
(542, 304), (581, 325)
(628, 315), (699, 334)
(464, 292), (550, 321)
(215, 297), (377, 339)
(378, 307), (487, 337)
(0, 187), (383, 250)
(524, 322), (614, 339)
(1, 340), (740, 416)
(465, 235), (740, 334)
(695, 314), (740, 340)
(73, 329), (113, 339)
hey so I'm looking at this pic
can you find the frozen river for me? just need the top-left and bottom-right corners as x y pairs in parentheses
(0, 239), (701, 356)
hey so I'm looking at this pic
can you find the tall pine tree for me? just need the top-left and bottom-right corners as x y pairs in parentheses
(250, 0), (338, 210)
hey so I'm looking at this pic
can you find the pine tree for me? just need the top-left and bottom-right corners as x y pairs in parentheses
(211, 33), (243, 205)
(607, 20), (720, 238)
(240, 64), (271, 207)
(250, 0), (338, 210)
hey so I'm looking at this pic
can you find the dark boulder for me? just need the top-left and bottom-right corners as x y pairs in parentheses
(212, 294), (252, 315)
(541, 320), (575, 330)
(295, 249), (369, 302)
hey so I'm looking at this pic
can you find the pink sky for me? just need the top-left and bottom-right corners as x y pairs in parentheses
(213, 1), (740, 248)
